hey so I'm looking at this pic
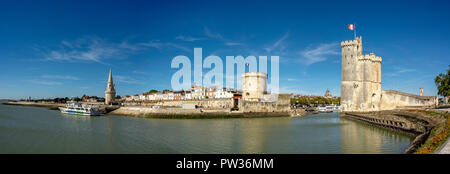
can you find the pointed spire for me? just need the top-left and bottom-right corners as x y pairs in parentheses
(108, 69), (113, 84)
(106, 69), (115, 92)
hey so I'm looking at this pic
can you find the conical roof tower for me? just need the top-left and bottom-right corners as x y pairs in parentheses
(105, 69), (116, 105)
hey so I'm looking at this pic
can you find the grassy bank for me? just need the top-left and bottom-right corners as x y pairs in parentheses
(412, 110), (450, 154)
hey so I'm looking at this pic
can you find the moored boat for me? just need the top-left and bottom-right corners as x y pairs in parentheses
(58, 101), (101, 116)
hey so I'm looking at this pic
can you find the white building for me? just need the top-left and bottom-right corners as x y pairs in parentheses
(139, 93), (147, 101)
(191, 86), (205, 100)
(205, 87), (216, 98)
(185, 91), (192, 100)
(131, 95), (139, 101)
(167, 92), (174, 100)
(215, 88), (234, 98)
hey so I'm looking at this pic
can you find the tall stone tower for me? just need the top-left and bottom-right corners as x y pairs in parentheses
(341, 36), (382, 112)
(419, 88), (424, 96)
(105, 69), (116, 105)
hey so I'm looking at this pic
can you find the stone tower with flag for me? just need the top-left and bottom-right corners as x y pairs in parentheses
(341, 36), (382, 112)
(105, 69), (116, 105)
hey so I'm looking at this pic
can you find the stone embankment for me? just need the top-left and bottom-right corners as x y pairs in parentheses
(342, 110), (447, 153)
(109, 106), (294, 119)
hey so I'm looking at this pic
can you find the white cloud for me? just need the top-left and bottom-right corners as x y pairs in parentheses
(225, 42), (243, 46)
(42, 37), (192, 63)
(138, 41), (192, 53)
(300, 42), (340, 66)
(132, 70), (148, 75)
(203, 27), (246, 47)
(265, 32), (289, 53)
(26, 79), (63, 85)
(204, 27), (223, 39)
(279, 86), (319, 95)
(41, 75), (80, 80)
(287, 78), (297, 81)
(385, 67), (417, 76)
(176, 35), (203, 42)
(115, 75), (144, 84)
(44, 37), (123, 63)
(397, 68), (416, 73)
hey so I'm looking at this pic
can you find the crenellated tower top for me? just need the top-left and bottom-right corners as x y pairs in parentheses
(360, 52), (382, 63)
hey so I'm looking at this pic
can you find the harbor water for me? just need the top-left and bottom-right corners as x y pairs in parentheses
(0, 102), (413, 154)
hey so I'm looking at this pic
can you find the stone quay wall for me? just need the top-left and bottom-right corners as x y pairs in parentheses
(380, 90), (438, 110)
(123, 98), (234, 109)
(342, 110), (446, 153)
(116, 95), (292, 117)
(241, 94), (291, 114)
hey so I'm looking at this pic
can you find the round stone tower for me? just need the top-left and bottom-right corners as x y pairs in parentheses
(241, 72), (267, 101)
(105, 69), (116, 105)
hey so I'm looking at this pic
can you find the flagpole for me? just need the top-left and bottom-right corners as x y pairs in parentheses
(354, 23), (356, 39)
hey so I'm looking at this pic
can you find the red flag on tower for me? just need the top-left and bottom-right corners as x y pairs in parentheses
(348, 24), (356, 39)
(348, 24), (355, 30)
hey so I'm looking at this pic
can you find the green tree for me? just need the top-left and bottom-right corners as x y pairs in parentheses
(71, 97), (81, 102)
(149, 89), (159, 94)
(435, 65), (450, 98)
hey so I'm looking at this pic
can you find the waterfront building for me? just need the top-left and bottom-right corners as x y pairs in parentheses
(174, 91), (184, 100)
(105, 69), (116, 105)
(215, 87), (234, 98)
(82, 95), (102, 103)
(124, 95), (132, 101)
(132, 94), (139, 101)
(167, 92), (175, 100)
(184, 91), (192, 100)
(139, 92), (148, 101)
(191, 85), (205, 100)
(205, 86), (216, 98)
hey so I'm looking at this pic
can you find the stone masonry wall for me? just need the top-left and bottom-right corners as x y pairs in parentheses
(380, 90), (438, 110)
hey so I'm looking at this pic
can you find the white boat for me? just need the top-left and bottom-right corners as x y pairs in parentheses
(317, 105), (340, 113)
(331, 104), (340, 112)
(58, 101), (101, 116)
(317, 106), (332, 112)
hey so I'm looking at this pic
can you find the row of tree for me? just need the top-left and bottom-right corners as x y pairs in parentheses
(291, 96), (340, 105)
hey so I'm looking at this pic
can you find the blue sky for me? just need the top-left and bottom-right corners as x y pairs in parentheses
(0, 0), (449, 99)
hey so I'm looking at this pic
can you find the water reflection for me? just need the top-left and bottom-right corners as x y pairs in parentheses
(0, 103), (413, 154)
(340, 116), (413, 154)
